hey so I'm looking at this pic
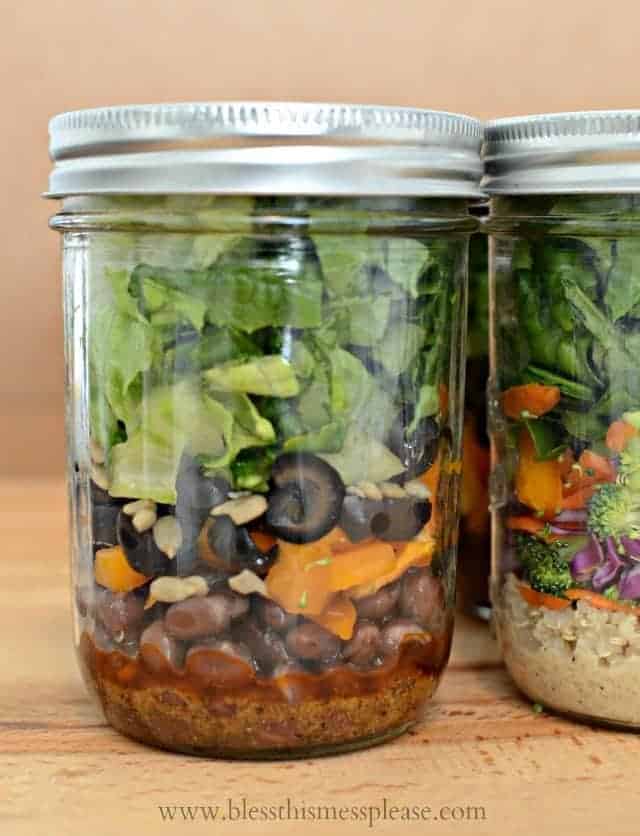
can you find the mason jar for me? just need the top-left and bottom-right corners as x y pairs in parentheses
(47, 102), (483, 757)
(485, 111), (640, 728)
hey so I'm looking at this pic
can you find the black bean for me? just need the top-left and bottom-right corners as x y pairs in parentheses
(343, 622), (381, 667)
(272, 661), (304, 677)
(380, 619), (428, 656)
(164, 590), (249, 640)
(255, 598), (297, 633)
(400, 569), (446, 632)
(95, 588), (145, 641)
(354, 582), (400, 621)
(76, 586), (92, 618)
(285, 622), (341, 663)
(140, 620), (183, 672)
(233, 617), (289, 672)
(185, 639), (255, 688)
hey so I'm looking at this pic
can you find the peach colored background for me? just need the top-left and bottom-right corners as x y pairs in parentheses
(3, 0), (639, 476)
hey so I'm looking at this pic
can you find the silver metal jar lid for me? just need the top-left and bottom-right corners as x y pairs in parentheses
(483, 110), (640, 194)
(46, 101), (483, 198)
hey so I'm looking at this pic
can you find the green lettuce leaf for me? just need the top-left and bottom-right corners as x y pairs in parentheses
(109, 380), (275, 501)
(204, 356), (300, 397)
(313, 235), (441, 300)
(319, 428), (405, 484)
(130, 268), (207, 332)
(373, 322), (423, 376)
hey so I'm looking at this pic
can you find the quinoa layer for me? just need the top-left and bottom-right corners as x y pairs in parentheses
(496, 573), (640, 727)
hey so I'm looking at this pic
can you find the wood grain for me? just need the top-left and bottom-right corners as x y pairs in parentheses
(1, 479), (640, 836)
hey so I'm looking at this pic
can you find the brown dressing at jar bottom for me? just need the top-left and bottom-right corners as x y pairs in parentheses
(80, 626), (452, 757)
(80, 626), (452, 704)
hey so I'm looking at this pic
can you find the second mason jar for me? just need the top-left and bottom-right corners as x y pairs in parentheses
(485, 111), (640, 728)
(47, 103), (483, 757)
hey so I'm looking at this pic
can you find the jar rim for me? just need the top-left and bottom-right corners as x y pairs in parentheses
(45, 101), (484, 199)
(483, 110), (640, 195)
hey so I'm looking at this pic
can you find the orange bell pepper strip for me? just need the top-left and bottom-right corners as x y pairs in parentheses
(515, 430), (563, 518)
(265, 529), (347, 615)
(250, 530), (278, 552)
(349, 535), (435, 598)
(309, 594), (357, 640)
(328, 541), (397, 590)
(94, 546), (150, 593)
(460, 415), (491, 535)
(266, 530), (396, 616)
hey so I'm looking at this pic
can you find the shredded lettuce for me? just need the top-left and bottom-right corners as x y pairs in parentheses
(87, 208), (456, 500)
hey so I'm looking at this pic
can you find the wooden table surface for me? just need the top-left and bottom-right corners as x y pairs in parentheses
(2, 479), (640, 836)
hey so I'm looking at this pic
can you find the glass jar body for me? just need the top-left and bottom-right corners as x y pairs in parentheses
(490, 194), (640, 728)
(458, 222), (491, 615)
(54, 194), (472, 756)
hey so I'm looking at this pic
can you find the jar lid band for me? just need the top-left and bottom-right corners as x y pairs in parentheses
(483, 110), (640, 194)
(46, 102), (483, 198)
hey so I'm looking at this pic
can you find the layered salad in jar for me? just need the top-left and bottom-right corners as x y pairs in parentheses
(74, 196), (464, 756)
(494, 196), (640, 726)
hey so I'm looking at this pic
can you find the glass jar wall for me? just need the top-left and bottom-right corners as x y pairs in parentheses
(458, 210), (491, 616)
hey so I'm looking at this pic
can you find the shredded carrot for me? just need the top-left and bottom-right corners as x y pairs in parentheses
(606, 419), (638, 453)
(561, 449), (616, 509)
(579, 450), (616, 483)
(561, 487), (596, 510)
(506, 515), (547, 535)
(502, 383), (561, 420)
(518, 583), (640, 616)
(518, 583), (571, 611)
(564, 588), (640, 616)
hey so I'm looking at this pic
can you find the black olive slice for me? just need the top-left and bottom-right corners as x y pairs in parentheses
(175, 454), (230, 562)
(265, 453), (345, 544)
(117, 511), (172, 577)
(339, 495), (431, 543)
(204, 515), (277, 577)
(91, 504), (120, 549)
(175, 454), (229, 514)
(388, 414), (440, 479)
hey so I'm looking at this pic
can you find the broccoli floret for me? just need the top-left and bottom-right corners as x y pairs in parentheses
(587, 482), (640, 541)
(516, 534), (572, 596)
(618, 435), (640, 492)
